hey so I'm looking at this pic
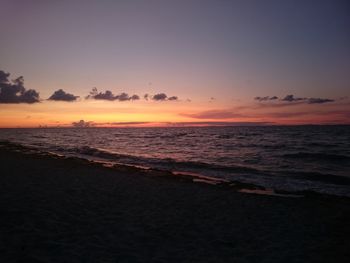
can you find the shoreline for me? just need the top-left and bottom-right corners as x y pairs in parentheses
(0, 142), (349, 262)
(1, 140), (348, 199)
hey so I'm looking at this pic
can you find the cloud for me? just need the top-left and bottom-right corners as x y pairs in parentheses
(168, 96), (178, 101)
(181, 110), (243, 119)
(115, 92), (140, 101)
(167, 121), (271, 127)
(267, 112), (310, 118)
(254, 94), (335, 106)
(144, 94), (149, 100)
(152, 93), (179, 101)
(152, 93), (167, 101)
(130, 94), (140, 100)
(265, 110), (350, 120)
(72, 120), (93, 128)
(48, 89), (79, 101)
(100, 121), (150, 126)
(94, 90), (116, 101)
(115, 92), (130, 101)
(0, 70), (40, 104)
(307, 98), (334, 104)
(281, 95), (334, 104)
(281, 94), (305, 102)
(254, 96), (278, 101)
(86, 87), (140, 101)
(0, 71), (10, 83)
(255, 101), (305, 108)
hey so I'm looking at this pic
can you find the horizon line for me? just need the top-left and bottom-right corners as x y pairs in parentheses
(1, 121), (350, 129)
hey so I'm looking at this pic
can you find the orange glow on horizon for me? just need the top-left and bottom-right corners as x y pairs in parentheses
(0, 98), (349, 128)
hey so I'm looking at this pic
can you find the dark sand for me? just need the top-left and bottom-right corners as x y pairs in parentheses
(0, 143), (349, 262)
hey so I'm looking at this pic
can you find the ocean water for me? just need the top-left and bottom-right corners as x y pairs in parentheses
(0, 126), (349, 197)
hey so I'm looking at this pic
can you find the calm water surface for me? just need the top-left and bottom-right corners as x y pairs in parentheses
(1, 126), (349, 196)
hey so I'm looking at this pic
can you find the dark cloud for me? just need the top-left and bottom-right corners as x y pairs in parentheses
(168, 96), (178, 101)
(115, 92), (130, 101)
(152, 93), (167, 101)
(254, 96), (278, 101)
(95, 90), (115, 101)
(0, 71), (10, 83)
(181, 110), (243, 119)
(115, 92), (140, 101)
(86, 87), (140, 101)
(307, 98), (334, 104)
(144, 94), (149, 100)
(281, 94), (305, 102)
(255, 94), (335, 106)
(130, 94), (140, 100)
(48, 89), (79, 101)
(281, 95), (334, 104)
(72, 120), (93, 128)
(152, 93), (179, 101)
(0, 70), (40, 104)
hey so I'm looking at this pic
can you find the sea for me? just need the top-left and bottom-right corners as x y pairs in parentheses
(0, 125), (349, 197)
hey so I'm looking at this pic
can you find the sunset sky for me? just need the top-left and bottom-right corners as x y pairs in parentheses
(0, 0), (349, 127)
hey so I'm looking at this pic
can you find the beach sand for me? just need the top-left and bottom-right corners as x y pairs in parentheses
(0, 143), (349, 262)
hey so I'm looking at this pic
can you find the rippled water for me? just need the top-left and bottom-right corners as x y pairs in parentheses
(1, 126), (349, 196)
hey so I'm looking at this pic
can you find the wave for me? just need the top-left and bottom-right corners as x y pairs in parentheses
(1, 140), (350, 197)
(60, 146), (350, 189)
(61, 145), (264, 175)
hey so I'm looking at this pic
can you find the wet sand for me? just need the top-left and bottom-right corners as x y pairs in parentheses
(0, 143), (349, 262)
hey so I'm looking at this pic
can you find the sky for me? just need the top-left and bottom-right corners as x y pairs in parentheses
(0, 0), (349, 127)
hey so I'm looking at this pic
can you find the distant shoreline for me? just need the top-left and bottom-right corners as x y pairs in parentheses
(1, 123), (350, 129)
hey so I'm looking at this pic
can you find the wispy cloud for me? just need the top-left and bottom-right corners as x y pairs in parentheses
(307, 98), (334, 104)
(266, 112), (310, 118)
(98, 121), (150, 126)
(166, 121), (271, 127)
(78, 121), (270, 127)
(264, 109), (350, 121)
(181, 110), (243, 119)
